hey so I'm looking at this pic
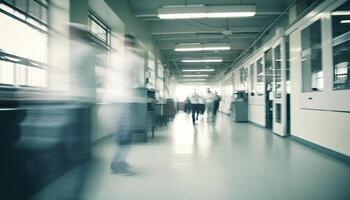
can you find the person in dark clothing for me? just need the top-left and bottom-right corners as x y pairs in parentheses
(213, 91), (221, 117)
(190, 91), (200, 125)
(184, 96), (191, 114)
(198, 95), (205, 115)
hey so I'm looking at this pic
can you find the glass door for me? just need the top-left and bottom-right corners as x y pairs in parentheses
(272, 39), (288, 136)
(264, 49), (273, 130)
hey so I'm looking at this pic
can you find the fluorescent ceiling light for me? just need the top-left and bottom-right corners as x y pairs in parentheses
(182, 59), (223, 63)
(182, 69), (215, 72)
(183, 74), (209, 77)
(175, 46), (230, 51)
(332, 11), (350, 16)
(206, 12), (255, 18)
(159, 13), (206, 19)
(158, 5), (256, 19)
(340, 19), (350, 23)
(175, 43), (231, 52)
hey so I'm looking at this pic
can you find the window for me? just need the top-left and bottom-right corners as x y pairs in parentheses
(88, 13), (110, 45)
(332, 1), (350, 90)
(157, 63), (164, 99)
(0, 61), (14, 85)
(285, 36), (291, 94)
(239, 67), (248, 92)
(275, 103), (281, 123)
(256, 57), (264, 96)
(274, 45), (282, 98)
(87, 12), (111, 97)
(0, 1), (48, 87)
(301, 20), (323, 92)
(265, 49), (273, 92)
(147, 58), (155, 88)
(250, 63), (255, 95)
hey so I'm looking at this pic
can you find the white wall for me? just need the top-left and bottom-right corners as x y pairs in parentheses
(214, 0), (350, 157)
(289, 6), (350, 156)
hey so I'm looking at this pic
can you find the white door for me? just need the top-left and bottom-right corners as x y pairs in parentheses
(272, 39), (287, 136)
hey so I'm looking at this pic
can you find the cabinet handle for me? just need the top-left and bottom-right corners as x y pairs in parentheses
(308, 97), (313, 100)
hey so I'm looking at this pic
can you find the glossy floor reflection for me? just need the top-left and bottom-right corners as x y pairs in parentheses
(32, 112), (350, 200)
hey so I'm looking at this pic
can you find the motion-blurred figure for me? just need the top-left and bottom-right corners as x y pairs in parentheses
(184, 96), (191, 114)
(205, 88), (216, 122)
(190, 90), (200, 125)
(110, 34), (143, 175)
(198, 94), (205, 116)
(53, 23), (101, 200)
(213, 91), (221, 117)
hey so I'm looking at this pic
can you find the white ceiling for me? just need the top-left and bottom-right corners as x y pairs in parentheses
(128, 0), (296, 84)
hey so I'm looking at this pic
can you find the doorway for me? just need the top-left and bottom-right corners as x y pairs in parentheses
(264, 48), (273, 130)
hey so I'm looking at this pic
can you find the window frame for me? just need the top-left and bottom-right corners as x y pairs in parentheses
(0, 1), (48, 88)
(330, 1), (350, 91)
(292, 0), (350, 112)
(88, 10), (111, 46)
(300, 18), (324, 93)
(249, 62), (255, 96)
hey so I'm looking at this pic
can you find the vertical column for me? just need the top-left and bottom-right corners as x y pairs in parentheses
(47, 0), (70, 91)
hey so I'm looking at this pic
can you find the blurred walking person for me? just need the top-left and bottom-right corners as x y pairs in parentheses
(198, 94), (205, 116)
(184, 96), (191, 114)
(205, 88), (216, 122)
(190, 90), (200, 125)
(110, 34), (144, 175)
(213, 91), (221, 118)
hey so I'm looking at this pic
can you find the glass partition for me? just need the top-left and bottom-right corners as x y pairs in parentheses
(256, 57), (264, 96)
(331, 1), (350, 90)
(301, 20), (323, 92)
(274, 45), (282, 98)
(265, 49), (273, 92)
(250, 63), (255, 96)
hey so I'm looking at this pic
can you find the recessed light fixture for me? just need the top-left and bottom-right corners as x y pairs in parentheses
(158, 5), (256, 19)
(182, 69), (215, 72)
(183, 74), (209, 77)
(182, 59), (223, 63)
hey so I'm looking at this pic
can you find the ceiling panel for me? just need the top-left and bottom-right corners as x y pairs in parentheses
(128, 0), (294, 84)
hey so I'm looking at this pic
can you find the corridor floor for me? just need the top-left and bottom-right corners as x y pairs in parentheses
(32, 112), (350, 200)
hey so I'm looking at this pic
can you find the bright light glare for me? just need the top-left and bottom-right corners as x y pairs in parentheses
(206, 12), (255, 18)
(182, 69), (215, 72)
(175, 46), (231, 51)
(340, 19), (350, 23)
(331, 11), (350, 16)
(182, 59), (223, 63)
(158, 13), (206, 19)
